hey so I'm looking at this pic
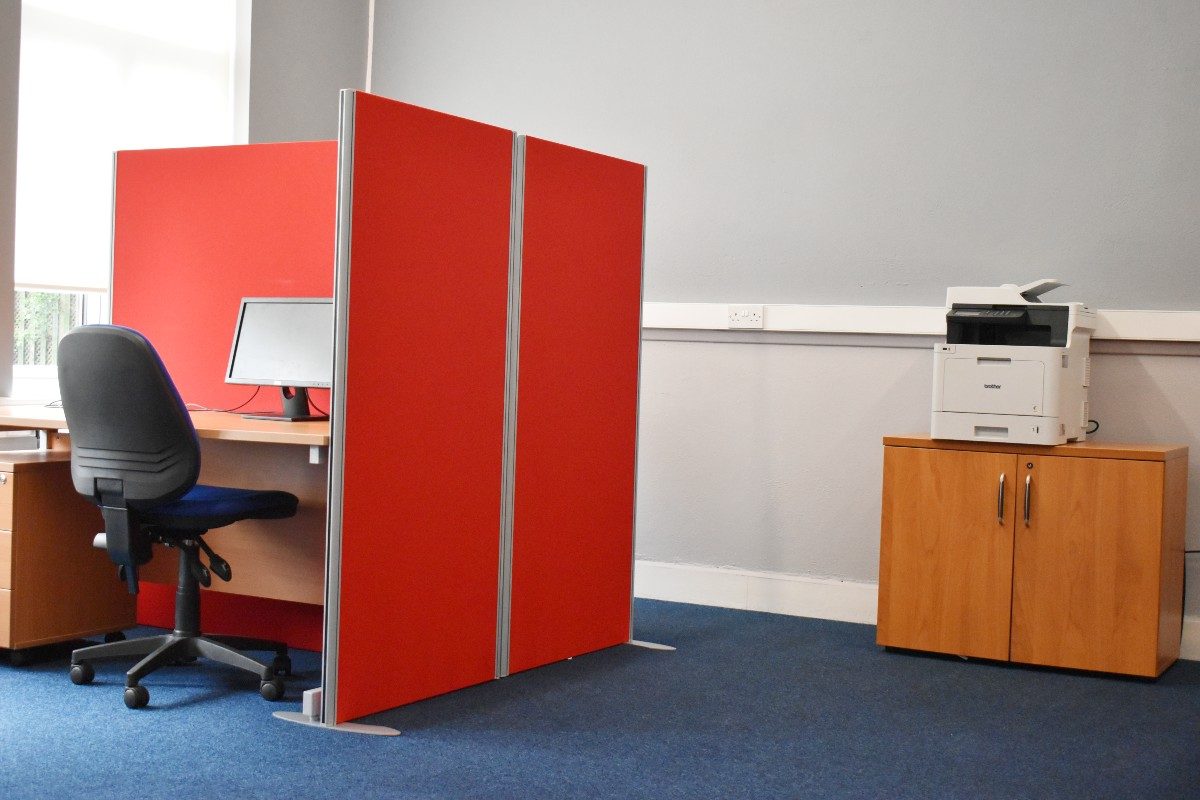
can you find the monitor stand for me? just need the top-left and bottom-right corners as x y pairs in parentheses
(242, 387), (329, 422)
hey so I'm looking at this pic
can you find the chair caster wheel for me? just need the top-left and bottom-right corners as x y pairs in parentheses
(271, 655), (292, 676)
(103, 631), (126, 643)
(69, 662), (95, 685)
(260, 677), (285, 701)
(124, 685), (150, 709)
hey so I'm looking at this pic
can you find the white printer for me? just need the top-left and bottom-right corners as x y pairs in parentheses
(930, 279), (1096, 446)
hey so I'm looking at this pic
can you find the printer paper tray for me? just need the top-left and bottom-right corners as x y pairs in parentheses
(931, 411), (1076, 446)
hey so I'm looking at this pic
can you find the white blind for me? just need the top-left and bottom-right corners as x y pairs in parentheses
(15, 0), (239, 291)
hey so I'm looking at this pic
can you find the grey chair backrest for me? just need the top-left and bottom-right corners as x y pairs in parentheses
(57, 325), (200, 506)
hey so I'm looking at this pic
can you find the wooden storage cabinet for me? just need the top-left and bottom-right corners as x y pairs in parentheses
(0, 452), (135, 653)
(877, 436), (1186, 678)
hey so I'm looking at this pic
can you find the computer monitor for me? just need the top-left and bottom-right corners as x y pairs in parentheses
(225, 297), (334, 421)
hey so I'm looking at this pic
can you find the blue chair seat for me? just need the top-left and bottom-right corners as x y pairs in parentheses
(139, 485), (299, 531)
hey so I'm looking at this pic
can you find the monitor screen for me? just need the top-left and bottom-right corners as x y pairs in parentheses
(226, 298), (334, 388)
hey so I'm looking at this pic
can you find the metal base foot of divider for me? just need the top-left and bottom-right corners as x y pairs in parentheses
(272, 688), (400, 736)
(273, 710), (401, 736)
(628, 639), (677, 652)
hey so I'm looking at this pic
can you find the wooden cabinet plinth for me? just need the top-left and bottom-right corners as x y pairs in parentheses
(0, 452), (135, 652)
(877, 436), (1187, 678)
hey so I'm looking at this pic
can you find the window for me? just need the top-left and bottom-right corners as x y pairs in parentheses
(12, 288), (105, 397)
(12, 0), (244, 397)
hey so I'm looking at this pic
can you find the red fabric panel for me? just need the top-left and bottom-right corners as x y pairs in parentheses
(112, 141), (338, 640)
(508, 138), (645, 673)
(334, 94), (512, 722)
(137, 584), (323, 651)
(112, 141), (337, 412)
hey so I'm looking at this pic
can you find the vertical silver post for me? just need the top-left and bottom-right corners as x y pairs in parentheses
(495, 135), (526, 679)
(320, 88), (358, 727)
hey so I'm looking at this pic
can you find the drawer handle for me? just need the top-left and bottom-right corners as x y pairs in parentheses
(0, 473), (7, 485)
(997, 473), (1006, 524)
(1024, 474), (1032, 527)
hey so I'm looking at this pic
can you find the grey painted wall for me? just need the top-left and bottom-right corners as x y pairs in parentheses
(0, 0), (17, 397)
(248, 0), (370, 143)
(371, 0), (1200, 310)
(637, 336), (1200, 618)
(637, 337), (928, 579)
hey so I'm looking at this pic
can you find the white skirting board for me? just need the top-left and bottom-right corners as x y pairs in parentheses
(633, 560), (1200, 662)
(633, 560), (878, 625)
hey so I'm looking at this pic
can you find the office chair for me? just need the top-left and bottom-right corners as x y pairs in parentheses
(57, 325), (299, 709)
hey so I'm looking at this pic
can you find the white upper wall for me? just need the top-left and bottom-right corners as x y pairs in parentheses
(248, 0), (369, 143)
(370, 0), (1200, 310)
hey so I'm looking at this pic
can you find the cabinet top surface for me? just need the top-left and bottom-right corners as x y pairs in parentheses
(884, 435), (1187, 461)
(0, 450), (73, 472)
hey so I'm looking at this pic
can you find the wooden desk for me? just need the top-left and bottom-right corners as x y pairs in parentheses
(0, 405), (329, 606)
(0, 405), (329, 448)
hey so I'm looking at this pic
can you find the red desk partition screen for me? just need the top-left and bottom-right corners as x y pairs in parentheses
(507, 138), (645, 673)
(111, 141), (337, 649)
(332, 94), (513, 722)
(112, 142), (337, 410)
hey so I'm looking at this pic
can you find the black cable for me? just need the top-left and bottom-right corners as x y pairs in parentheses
(186, 386), (262, 414)
(308, 395), (328, 416)
(1171, 547), (1194, 645)
(1086, 419), (1100, 434)
(219, 387), (262, 413)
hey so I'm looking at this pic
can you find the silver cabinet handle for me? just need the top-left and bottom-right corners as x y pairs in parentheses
(997, 473), (1006, 524)
(1024, 474), (1032, 526)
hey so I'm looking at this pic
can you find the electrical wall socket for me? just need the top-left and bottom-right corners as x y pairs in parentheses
(728, 304), (764, 329)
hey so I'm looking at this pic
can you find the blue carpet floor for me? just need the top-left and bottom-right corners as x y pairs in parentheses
(1, 599), (1198, 799)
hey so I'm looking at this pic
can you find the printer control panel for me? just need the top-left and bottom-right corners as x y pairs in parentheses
(949, 308), (1024, 318)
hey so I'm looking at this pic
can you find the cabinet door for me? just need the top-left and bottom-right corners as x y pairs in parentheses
(1010, 456), (1164, 676)
(877, 447), (1017, 660)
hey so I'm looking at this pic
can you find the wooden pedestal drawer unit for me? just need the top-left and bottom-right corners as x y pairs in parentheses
(0, 451), (135, 653)
(876, 436), (1187, 678)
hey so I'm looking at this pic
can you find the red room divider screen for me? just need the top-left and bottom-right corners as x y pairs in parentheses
(507, 137), (646, 674)
(326, 93), (514, 723)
